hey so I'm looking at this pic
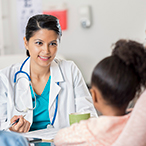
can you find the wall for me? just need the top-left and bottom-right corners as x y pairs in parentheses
(1, 0), (146, 83)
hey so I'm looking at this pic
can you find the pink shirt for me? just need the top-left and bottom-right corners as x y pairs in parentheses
(54, 114), (130, 146)
(112, 90), (146, 146)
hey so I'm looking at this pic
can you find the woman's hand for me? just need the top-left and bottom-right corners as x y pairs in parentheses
(9, 115), (30, 133)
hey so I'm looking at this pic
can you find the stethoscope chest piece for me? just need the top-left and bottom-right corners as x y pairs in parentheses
(47, 124), (54, 129)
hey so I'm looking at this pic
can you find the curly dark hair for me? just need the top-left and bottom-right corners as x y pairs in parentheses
(91, 39), (146, 108)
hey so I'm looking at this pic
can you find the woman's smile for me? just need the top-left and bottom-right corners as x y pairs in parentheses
(39, 55), (51, 61)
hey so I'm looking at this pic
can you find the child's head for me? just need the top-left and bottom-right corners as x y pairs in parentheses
(90, 39), (146, 115)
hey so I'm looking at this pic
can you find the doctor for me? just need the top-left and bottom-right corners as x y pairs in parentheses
(0, 14), (97, 133)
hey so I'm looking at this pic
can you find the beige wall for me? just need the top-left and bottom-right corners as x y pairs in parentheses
(1, 0), (146, 83)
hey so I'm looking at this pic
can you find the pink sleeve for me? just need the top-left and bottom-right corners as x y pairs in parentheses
(112, 90), (146, 146)
(54, 120), (93, 146)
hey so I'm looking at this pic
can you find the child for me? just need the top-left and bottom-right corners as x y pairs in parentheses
(54, 39), (146, 146)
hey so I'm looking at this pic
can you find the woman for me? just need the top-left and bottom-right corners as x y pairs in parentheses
(0, 14), (97, 132)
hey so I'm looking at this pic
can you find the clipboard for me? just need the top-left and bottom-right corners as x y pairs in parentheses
(21, 128), (58, 142)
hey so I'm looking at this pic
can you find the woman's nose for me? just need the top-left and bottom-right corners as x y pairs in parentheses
(43, 45), (50, 53)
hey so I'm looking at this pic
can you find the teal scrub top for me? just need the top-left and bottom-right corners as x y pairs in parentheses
(30, 76), (51, 131)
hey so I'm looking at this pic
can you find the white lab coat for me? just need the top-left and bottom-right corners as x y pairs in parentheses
(0, 57), (97, 130)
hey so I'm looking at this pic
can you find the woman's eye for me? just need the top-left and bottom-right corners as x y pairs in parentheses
(35, 42), (43, 45)
(50, 42), (57, 46)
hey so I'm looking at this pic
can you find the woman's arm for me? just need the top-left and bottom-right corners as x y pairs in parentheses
(0, 73), (31, 132)
(72, 62), (97, 117)
(0, 74), (9, 130)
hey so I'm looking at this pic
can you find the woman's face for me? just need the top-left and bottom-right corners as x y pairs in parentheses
(24, 29), (59, 68)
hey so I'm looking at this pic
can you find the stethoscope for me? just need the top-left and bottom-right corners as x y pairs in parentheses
(13, 56), (59, 127)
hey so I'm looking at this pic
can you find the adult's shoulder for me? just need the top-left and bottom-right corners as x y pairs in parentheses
(0, 63), (21, 76)
(54, 58), (79, 71)
(0, 63), (20, 72)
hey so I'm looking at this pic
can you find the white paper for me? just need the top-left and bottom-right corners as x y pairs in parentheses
(21, 128), (58, 140)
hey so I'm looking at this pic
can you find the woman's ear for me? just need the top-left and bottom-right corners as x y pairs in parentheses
(90, 88), (98, 109)
(23, 37), (28, 50)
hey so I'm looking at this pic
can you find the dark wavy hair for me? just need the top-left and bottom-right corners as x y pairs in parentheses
(91, 39), (146, 108)
(25, 14), (62, 56)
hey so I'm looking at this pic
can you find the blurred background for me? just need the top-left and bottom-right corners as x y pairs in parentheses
(0, 0), (146, 84)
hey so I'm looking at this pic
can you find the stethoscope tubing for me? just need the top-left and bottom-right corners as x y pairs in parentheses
(13, 57), (59, 126)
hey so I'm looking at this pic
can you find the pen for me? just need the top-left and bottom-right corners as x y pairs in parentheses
(28, 138), (54, 143)
(4, 114), (26, 131)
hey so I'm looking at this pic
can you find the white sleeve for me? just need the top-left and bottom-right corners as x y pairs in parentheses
(0, 74), (9, 130)
(72, 62), (98, 118)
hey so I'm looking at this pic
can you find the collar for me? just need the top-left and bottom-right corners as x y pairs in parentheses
(21, 57), (64, 83)
(50, 59), (64, 83)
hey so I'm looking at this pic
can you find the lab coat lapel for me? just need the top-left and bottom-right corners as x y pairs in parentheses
(19, 57), (32, 108)
(49, 59), (64, 109)
(16, 57), (33, 123)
